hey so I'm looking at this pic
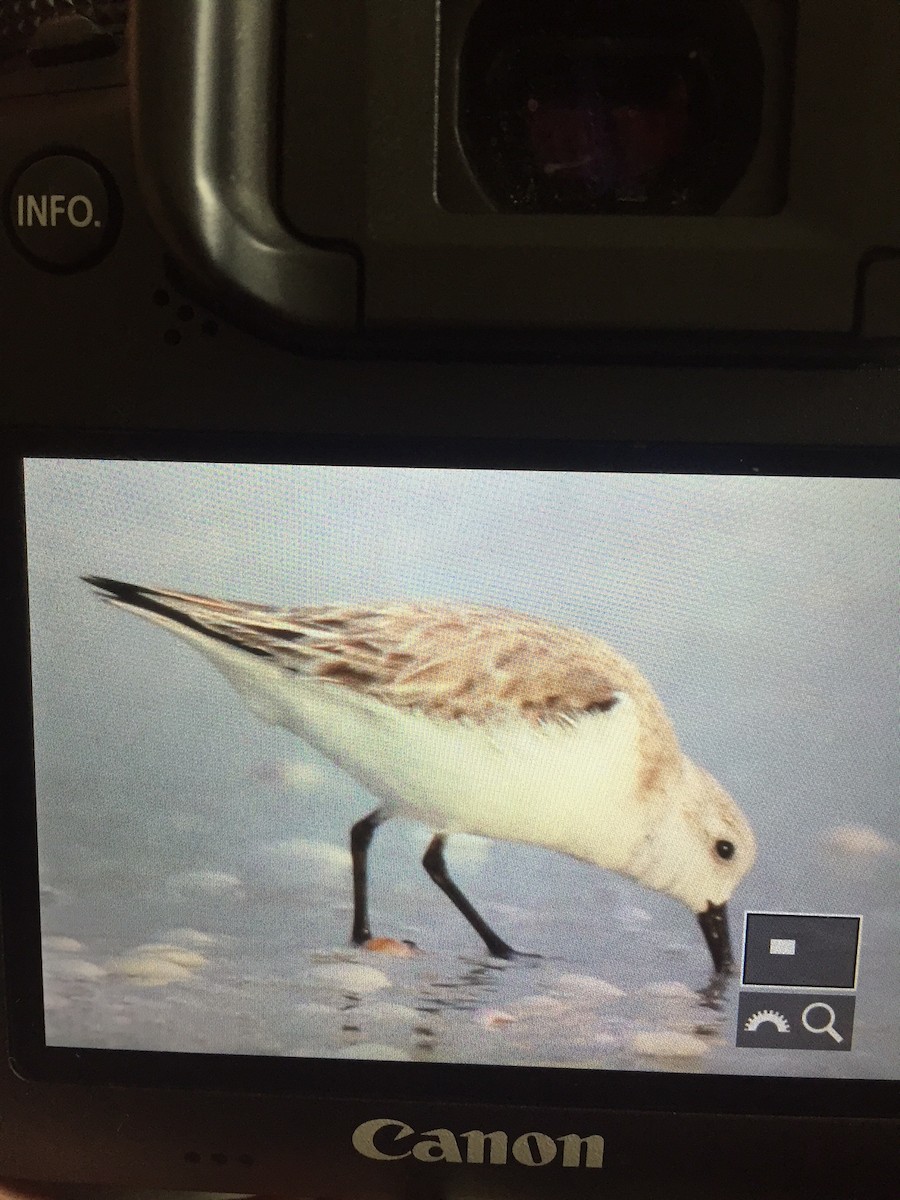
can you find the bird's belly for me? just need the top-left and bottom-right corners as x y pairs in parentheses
(270, 676), (650, 873)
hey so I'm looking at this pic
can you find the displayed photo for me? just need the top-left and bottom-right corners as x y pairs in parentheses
(24, 459), (899, 1078)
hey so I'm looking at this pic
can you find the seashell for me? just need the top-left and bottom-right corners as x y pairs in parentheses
(130, 945), (208, 969)
(640, 981), (696, 1000)
(104, 955), (192, 987)
(337, 1042), (412, 1061)
(161, 928), (217, 947)
(820, 825), (897, 858)
(168, 869), (244, 897)
(629, 1031), (709, 1058)
(555, 974), (625, 1000)
(473, 1008), (517, 1029)
(42, 936), (82, 953)
(313, 963), (392, 994)
(45, 957), (105, 981)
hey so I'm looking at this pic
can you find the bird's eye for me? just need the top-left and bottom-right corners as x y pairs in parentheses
(715, 839), (736, 860)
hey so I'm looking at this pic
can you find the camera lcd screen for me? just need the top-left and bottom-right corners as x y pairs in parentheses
(22, 458), (898, 1082)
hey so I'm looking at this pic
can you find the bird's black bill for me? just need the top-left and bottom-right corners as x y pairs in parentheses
(698, 901), (734, 975)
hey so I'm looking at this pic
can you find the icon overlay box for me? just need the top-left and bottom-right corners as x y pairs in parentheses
(742, 912), (861, 989)
(736, 912), (861, 1052)
(736, 992), (856, 1051)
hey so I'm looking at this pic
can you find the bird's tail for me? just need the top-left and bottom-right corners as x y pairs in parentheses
(82, 576), (301, 660)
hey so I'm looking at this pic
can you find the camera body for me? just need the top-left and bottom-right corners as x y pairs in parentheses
(135, 0), (900, 344)
(3, 0), (900, 350)
(0, 2), (898, 1194)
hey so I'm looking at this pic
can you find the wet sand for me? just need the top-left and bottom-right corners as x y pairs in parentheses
(41, 854), (897, 1080)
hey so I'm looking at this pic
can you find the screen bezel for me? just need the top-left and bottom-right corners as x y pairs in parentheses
(2, 428), (897, 1121)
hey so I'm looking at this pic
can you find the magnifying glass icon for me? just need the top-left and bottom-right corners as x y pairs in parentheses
(802, 1002), (844, 1044)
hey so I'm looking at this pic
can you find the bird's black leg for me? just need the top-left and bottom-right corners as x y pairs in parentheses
(350, 809), (383, 945)
(423, 834), (526, 961)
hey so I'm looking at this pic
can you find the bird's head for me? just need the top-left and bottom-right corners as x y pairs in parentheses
(640, 759), (756, 975)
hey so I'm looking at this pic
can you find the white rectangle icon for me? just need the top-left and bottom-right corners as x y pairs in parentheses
(769, 938), (796, 956)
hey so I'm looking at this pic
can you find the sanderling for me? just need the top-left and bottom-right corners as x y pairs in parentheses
(84, 577), (756, 974)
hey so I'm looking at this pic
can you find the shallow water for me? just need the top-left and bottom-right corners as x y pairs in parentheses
(41, 824), (898, 1080)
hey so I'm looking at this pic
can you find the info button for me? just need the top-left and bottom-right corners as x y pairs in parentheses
(6, 152), (119, 271)
(742, 913), (861, 989)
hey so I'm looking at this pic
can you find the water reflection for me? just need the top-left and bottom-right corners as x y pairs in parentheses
(417, 958), (509, 1014)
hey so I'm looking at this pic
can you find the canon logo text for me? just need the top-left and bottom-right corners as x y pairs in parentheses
(352, 1118), (604, 1168)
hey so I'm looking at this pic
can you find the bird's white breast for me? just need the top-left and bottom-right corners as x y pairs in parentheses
(204, 639), (653, 874)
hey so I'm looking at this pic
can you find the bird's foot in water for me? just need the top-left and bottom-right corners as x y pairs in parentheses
(698, 967), (734, 1009)
(489, 943), (542, 963)
(360, 937), (422, 958)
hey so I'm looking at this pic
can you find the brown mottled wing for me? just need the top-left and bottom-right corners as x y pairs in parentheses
(91, 581), (681, 789)
(225, 600), (634, 725)
(96, 583), (639, 724)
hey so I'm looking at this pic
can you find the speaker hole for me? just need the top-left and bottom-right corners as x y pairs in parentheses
(184, 1150), (201, 1163)
(152, 288), (170, 307)
(163, 328), (182, 346)
(177, 303), (195, 322)
(211, 1151), (227, 1165)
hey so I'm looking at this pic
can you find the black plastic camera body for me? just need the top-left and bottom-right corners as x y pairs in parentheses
(0, 2), (898, 1195)
(3, 0), (900, 354)
(130, 0), (900, 349)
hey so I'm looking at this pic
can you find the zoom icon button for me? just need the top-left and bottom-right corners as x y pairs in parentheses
(736, 992), (855, 1051)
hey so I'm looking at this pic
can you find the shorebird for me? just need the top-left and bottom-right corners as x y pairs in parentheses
(84, 577), (756, 974)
